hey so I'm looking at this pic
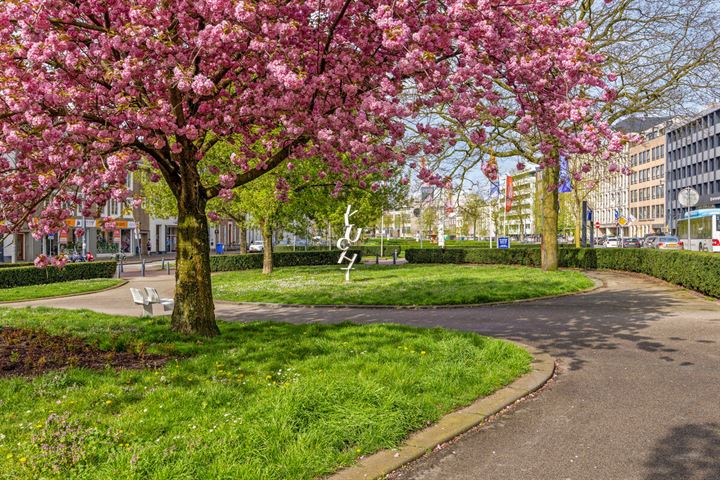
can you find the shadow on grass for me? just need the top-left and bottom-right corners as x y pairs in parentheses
(217, 282), (686, 371)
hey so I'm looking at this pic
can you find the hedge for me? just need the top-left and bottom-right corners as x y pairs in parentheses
(0, 262), (33, 269)
(405, 247), (720, 298)
(0, 261), (117, 289)
(210, 250), (362, 272)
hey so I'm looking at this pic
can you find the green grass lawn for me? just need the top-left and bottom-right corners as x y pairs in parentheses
(213, 264), (594, 306)
(0, 279), (124, 302)
(0, 307), (531, 479)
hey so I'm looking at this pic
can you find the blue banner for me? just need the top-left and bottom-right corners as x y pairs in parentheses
(559, 155), (572, 193)
(489, 180), (500, 197)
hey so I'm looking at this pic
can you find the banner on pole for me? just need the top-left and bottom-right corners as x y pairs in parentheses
(505, 176), (514, 212)
(559, 155), (572, 193)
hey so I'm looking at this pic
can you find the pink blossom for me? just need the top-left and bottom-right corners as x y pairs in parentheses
(208, 211), (220, 222)
(34, 254), (49, 269)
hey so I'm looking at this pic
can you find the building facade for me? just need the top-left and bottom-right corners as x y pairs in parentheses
(628, 122), (670, 237)
(666, 105), (720, 230)
(590, 160), (630, 237)
(503, 168), (538, 239)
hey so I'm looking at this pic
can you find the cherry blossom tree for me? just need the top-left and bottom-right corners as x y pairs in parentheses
(0, 0), (620, 335)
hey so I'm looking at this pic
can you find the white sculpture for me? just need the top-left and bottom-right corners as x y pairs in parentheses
(337, 204), (362, 282)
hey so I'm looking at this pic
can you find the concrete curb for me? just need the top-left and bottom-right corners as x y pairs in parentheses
(215, 275), (603, 311)
(327, 343), (555, 480)
(0, 279), (129, 305)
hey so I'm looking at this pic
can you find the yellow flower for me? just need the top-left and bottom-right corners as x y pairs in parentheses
(19, 457), (27, 463)
(105, 400), (112, 405)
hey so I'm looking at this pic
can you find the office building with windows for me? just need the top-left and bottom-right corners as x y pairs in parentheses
(666, 105), (720, 230)
(628, 120), (673, 237)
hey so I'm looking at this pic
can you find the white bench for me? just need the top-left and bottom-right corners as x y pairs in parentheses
(130, 288), (154, 317)
(145, 287), (175, 313)
(130, 287), (175, 317)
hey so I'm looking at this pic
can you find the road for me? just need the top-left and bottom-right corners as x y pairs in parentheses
(6, 270), (720, 479)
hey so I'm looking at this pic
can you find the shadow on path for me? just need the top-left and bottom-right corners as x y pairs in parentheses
(644, 423), (720, 480)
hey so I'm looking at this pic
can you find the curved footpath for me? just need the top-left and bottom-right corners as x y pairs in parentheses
(6, 271), (720, 479)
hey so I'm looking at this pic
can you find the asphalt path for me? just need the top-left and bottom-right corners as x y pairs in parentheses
(7, 270), (720, 479)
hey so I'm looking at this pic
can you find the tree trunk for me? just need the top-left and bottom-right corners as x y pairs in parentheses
(171, 171), (219, 337)
(238, 218), (248, 255)
(261, 222), (273, 274)
(541, 164), (560, 271)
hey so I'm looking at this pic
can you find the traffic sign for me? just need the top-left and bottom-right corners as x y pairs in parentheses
(618, 216), (628, 226)
(678, 187), (699, 207)
(595, 221), (600, 229)
(498, 237), (510, 249)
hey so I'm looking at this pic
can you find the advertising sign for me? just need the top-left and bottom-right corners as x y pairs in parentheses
(498, 237), (510, 249)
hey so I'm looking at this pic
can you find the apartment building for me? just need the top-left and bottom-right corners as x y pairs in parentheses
(591, 117), (671, 237)
(666, 105), (720, 230)
(503, 168), (539, 238)
(628, 121), (671, 237)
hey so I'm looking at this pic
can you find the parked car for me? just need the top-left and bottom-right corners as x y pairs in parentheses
(595, 236), (607, 247)
(642, 235), (658, 248)
(622, 237), (641, 248)
(655, 236), (684, 250)
(248, 241), (264, 252)
(605, 237), (619, 248)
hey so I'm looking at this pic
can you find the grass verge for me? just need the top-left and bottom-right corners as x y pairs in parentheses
(213, 264), (593, 306)
(0, 307), (530, 480)
(0, 279), (124, 302)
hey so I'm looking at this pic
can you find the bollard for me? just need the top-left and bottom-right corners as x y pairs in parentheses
(166, 262), (171, 275)
(161, 257), (165, 269)
(393, 248), (397, 265)
(141, 259), (146, 277)
(119, 258), (124, 273)
(116, 263), (121, 279)
(375, 254), (379, 264)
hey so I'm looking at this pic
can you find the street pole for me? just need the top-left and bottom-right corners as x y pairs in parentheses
(576, 200), (588, 248)
(380, 214), (384, 257)
(687, 202), (691, 250)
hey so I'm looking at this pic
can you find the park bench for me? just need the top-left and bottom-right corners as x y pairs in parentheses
(145, 287), (175, 313)
(130, 287), (153, 317)
(130, 287), (174, 317)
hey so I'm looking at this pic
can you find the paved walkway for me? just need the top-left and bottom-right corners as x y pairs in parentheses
(6, 271), (720, 479)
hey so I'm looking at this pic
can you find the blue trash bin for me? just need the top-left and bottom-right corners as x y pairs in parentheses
(216, 243), (224, 254)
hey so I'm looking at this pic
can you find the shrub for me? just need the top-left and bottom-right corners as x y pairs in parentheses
(359, 245), (402, 257)
(406, 247), (720, 298)
(0, 262), (33, 269)
(0, 261), (117, 289)
(210, 250), (362, 272)
(405, 247), (541, 266)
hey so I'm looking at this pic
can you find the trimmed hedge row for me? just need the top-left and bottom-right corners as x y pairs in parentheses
(405, 247), (720, 298)
(210, 250), (362, 272)
(0, 262), (33, 269)
(359, 245), (402, 257)
(0, 261), (117, 289)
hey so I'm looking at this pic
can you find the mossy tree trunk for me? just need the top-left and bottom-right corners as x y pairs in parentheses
(238, 218), (248, 255)
(171, 166), (219, 337)
(541, 164), (560, 271)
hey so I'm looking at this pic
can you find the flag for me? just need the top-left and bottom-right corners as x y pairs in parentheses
(559, 155), (572, 193)
(489, 180), (500, 197)
(505, 176), (514, 212)
(614, 210), (620, 220)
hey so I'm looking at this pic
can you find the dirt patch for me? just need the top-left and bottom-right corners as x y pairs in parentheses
(0, 327), (167, 378)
